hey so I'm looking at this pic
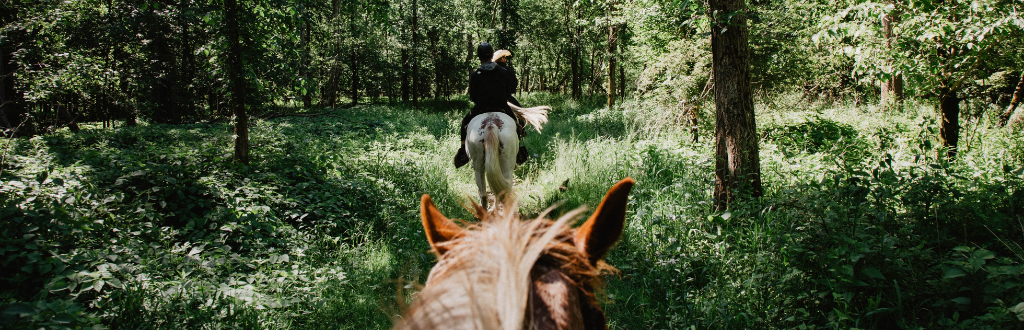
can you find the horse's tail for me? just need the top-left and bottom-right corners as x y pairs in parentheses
(508, 102), (551, 133)
(484, 125), (512, 202)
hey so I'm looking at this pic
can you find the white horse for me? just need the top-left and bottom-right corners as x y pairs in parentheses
(465, 102), (550, 209)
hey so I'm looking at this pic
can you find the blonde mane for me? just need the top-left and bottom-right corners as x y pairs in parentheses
(398, 178), (634, 330)
(395, 204), (586, 330)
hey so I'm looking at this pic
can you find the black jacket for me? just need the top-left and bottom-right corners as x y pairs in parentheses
(468, 62), (511, 111)
(497, 62), (521, 107)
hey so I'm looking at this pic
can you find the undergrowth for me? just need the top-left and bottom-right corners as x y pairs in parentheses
(2, 92), (1023, 329)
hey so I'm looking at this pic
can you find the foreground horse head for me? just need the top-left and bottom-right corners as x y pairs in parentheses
(395, 178), (635, 330)
(464, 102), (550, 210)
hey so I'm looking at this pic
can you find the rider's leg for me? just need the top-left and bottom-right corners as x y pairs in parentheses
(505, 108), (529, 165)
(453, 113), (473, 168)
(502, 108), (527, 138)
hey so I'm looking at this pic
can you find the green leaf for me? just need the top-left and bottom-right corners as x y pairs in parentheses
(968, 250), (993, 270)
(950, 297), (970, 305)
(943, 267), (967, 279)
(973, 249), (996, 260)
(106, 278), (123, 289)
(1010, 302), (1024, 321)
(834, 308), (852, 320)
(862, 267), (885, 279)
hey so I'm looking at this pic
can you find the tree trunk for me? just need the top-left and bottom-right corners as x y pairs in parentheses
(997, 72), (1024, 127)
(566, 1), (581, 99)
(496, 0), (518, 51)
(710, 0), (762, 210)
(56, 105), (80, 132)
(0, 42), (13, 130)
(412, 0), (419, 109)
(401, 49), (410, 102)
(225, 0), (248, 164)
(619, 55), (626, 98)
(349, 3), (359, 105)
(428, 29), (442, 101)
(589, 49), (597, 96)
(300, 18), (312, 108)
(607, 18), (617, 109)
(939, 89), (960, 160)
(880, 9), (903, 105)
(350, 48), (359, 105)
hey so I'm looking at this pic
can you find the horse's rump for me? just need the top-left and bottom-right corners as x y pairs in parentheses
(466, 112), (518, 209)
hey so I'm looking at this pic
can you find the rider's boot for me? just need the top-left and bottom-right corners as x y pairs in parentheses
(454, 145), (469, 168)
(515, 123), (528, 165)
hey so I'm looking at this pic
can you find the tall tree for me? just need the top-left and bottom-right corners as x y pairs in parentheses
(565, 0), (582, 99)
(709, 0), (762, 210)
(225, 0), (248, 164)
(411, 0), (419, 108)
(606, 1), (617, 109)
(879, 5), (902, 105)
(349, 0), (360, 105)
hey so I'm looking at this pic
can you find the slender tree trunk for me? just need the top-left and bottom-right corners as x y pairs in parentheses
(540, 69), (546, 92)
(349, 2), (359, 105)
(401, 49), (410, 102)
(589, 49), (597, 96)
(412, 0), (419, 109)
(428, 29), (442, 101)
(880, 8), (903, 105)
(607, 18), (617, 109)
(225, 0), (248, 164)
(565, 1), (581, 99)
(0, 45), (12, 130)
(710, 0), (762, 210)
(300, 18), (312, 108)
(997, 72), (1024, 127)
(350, 48), (359, 105)
(619, 54), (626, 98)
(939, 89), (960, 160)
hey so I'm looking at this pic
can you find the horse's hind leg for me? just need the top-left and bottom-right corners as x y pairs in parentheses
(474, 164), (488, 210)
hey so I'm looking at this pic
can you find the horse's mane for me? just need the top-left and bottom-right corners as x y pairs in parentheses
(395, 203), (597, 330)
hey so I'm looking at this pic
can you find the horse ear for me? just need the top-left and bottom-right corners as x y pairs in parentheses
(574, 178), (634, 265)
(421, 194), (464, 256)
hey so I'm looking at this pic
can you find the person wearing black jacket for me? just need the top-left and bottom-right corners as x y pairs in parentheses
(492, 49), (521, 108)
(453, 43), (528, 168)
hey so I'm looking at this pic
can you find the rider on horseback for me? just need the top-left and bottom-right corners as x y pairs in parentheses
(453, 43), (528, 169)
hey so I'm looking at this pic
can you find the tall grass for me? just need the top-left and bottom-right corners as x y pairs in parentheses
(1, 92), (1022, 329)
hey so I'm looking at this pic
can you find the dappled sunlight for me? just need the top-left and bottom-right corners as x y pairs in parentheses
(3, 92), (1024, 329)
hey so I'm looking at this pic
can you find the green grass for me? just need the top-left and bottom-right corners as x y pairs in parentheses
(2, 92), (1023, 329)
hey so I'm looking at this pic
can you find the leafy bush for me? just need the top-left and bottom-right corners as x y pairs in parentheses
(763, 115), (864, 157)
